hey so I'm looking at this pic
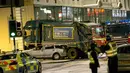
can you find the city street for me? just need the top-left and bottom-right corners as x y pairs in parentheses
(41, 59), (130, 73)
(0, 0), (130, 73)
(41, 59), (108, 73)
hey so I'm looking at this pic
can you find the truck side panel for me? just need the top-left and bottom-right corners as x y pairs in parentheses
(42, 25), (80, 44)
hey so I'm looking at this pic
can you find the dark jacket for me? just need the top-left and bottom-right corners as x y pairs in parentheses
(89, 43), (100, 68)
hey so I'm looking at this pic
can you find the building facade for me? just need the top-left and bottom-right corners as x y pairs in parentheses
(33, 0), (128, 23)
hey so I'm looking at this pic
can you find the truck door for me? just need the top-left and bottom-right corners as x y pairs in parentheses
(43, 25), (52, 41)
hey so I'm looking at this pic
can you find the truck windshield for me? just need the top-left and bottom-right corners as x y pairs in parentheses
(92, 26), (104, 38)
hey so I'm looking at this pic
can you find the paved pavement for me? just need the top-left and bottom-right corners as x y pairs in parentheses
(42, 59), (74, 64)
(42, 59), (108, 73)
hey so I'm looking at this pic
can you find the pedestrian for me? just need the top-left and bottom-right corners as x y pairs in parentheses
(88, 40), (100, 73)
(104, 35), (118, 73)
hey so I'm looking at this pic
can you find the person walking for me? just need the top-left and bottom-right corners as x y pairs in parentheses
(88, 41), (100, 73)
(104, 35), (118, 73)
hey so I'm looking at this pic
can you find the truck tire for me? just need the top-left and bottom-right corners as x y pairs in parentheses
(0, 68), (3, 73)
(0, 70), (3, 73)
(52, 53), (61, 60)
(24, 46), (28, 50)
(67, 48), (77, 59)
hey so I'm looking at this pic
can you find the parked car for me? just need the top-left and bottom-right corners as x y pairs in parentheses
(26, 44), (67, 60)
(117, 44), (130, 71)
(0, 51), (42, 73)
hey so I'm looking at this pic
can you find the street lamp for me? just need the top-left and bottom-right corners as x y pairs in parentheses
(11, 32), (16, 51)
(10, 0), (14, 19)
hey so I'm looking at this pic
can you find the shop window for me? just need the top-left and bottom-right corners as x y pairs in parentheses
(73, 8), (79, 21)
(35, 6), (63, 21)
(67, 7), (73, 21)
(47, 7), (55, 20)
(62, 7), (67, 21)
(55, 7), (62, 21)
(39, 7), (48, 20)
(62, 7), (73, 21)
(35, 7), (55, 20)
(73, 8), (83, 21)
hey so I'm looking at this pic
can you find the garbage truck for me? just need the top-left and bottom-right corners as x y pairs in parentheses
(23, 20), (94, 59)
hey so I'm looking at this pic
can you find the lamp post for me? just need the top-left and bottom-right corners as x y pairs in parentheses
(10, 0), (16, 51)
(11, 32), (16, 51)
(10, 0), (14, 20)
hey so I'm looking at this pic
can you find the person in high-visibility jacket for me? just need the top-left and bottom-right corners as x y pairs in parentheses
(88, 41), (100, 73)
(104, 35), (118, 73)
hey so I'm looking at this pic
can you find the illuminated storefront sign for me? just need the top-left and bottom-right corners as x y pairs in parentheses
(112, 9), (127, 17)
(87, 8), (105, 16)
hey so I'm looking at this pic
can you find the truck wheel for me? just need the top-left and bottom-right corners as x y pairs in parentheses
(52, 53), (60, 60)
(24, 46), (28, 50)
(0, 68), (3, 73)
(0, 70), (3, 73)
(67, 48), (77, 59)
